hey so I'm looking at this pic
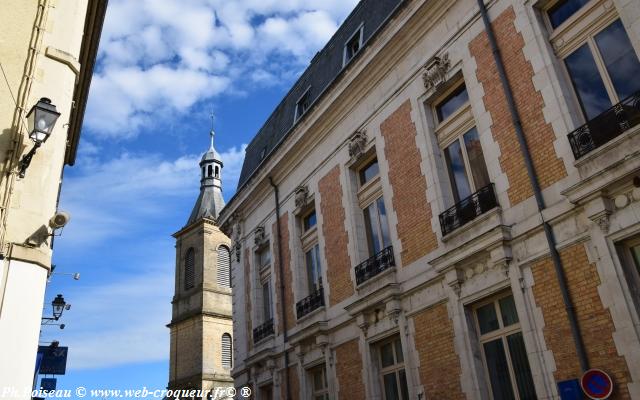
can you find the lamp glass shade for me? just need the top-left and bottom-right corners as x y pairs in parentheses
(51, 294), (66, 319)
(26, 98), (60, 144)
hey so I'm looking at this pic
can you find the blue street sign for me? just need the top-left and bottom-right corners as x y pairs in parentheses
(558, 379), (582, 400)
(40, 378), (57, 392)
(37, 346), (68, 375)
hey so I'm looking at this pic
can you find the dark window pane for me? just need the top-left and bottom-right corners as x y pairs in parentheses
(377, 197), (392, 249)
(463, 128), (490, 190)
(499, 295), (519, 327)
(394, 338), (404, 363)
(444, 140), (472, 203)
(360, 159), (380, 185)
(507, 332), (538, 400)
(631, 245), (640, 274)
(547, 0), (590, 28)
(399, 370), (410, 400)
(483, 339), (516, 400)
(595, 20), (640, 100)
(565, 43), (612, 120)
(477, 303), (500, 335)
(364, 203), (381, 256)
(304, 211), (317, 231)
(262, 281), (271, 320)
(436, 85), (469, 122)
(383, 373), (400, 400)
(380, 342), (395, 368)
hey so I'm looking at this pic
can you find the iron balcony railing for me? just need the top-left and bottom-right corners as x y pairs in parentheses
(439, 183), (498, 236)
(568, 90), (640, 159)
(296, 287), (325, 319)
(354, 246), (395, 286)
(252, 318), (274, 344)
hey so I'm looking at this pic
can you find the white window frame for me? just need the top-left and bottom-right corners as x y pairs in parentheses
(432, 81), (490, 204)
(294, 87), (312, 122)
(343, 24), (364, 66)
(308, 364), (329, 400)
(356, 155), (390, 258)
(473, 293), (534, 400)
(374, 336), (409, 400)
(544, 0), (628, 120)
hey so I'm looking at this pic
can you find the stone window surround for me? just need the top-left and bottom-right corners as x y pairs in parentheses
(542, 0), (624, 121)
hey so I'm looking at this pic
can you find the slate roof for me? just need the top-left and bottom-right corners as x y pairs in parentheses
(237, 0), (405, 190)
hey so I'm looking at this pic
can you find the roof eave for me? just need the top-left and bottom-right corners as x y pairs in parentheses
(64, 0), (108, 166)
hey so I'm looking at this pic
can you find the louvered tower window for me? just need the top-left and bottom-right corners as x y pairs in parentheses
(184, 248), (195, 290)
(221, 333), (232, 369)
(217, 245), (231, 288)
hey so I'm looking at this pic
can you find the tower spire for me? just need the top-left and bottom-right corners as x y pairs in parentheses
(210, 111), (215, 150)
(186, 121), (225, 226)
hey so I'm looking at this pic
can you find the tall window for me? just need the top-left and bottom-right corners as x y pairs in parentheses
(434, 83), (490, 204)
(546, 1), (640, 121)
(217, 245), (231, 288)
(184, 247), (195, 290)
(305, 244), (322, 293)
(300, 206), (322, 296)
(616, 237), (640, 317)
(375, 336), (409, 400)
(309, 365), (329, 400)
(474, 293), (537, 400)
(221, 333), (232, 369)
(257, 245), (273, 323)
(358, 158), (391, 257)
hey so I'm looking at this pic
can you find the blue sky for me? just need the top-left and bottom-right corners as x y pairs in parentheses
(40, 0), (358, 393)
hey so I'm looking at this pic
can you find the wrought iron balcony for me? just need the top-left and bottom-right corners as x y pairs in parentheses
(296, 287), (325, 319)
(568, 90), (640, 159)
(354, 246), (395, 286)
(252, 318), (274, 344)
(439, 183), (498, 236)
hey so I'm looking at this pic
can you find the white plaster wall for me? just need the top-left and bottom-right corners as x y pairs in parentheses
(0, 260), (48, 398)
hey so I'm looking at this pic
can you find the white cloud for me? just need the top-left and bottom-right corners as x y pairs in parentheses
(87, 0), (359, 137)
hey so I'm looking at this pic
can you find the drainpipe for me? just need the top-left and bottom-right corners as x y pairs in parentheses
(268, 177), (291, 400)
(476, 0), (589, 373)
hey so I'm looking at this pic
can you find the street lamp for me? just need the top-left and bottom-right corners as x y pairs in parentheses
(42, 294), (67, 322)
(18, 98), (61, 178)
(51, 294), (66, 320)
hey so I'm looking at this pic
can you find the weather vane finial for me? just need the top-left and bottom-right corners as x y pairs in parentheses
(209, 110), (215, 150)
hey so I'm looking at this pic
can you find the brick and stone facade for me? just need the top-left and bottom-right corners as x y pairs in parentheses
(220, 0), (640, 398)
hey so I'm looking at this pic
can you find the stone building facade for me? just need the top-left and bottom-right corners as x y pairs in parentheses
(219, 0), (640, 398)
(0, 0), (106, 395)
(168, 133), (234, 393)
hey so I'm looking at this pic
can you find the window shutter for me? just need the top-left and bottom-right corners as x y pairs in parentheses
(221, 333), (232, 369)
(184, 248), (195, 290)
(217, 246), (231, 287)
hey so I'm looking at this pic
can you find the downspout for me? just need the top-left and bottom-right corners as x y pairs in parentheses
(268, 177), (291, 400)
(476, 0), (589, 372)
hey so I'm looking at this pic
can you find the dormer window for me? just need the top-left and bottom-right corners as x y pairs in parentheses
(344, 25), (364, 66)
(295, 88), (312, 122)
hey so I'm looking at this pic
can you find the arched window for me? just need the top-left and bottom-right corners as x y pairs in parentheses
(221, 333), (232, 369)
(215, 166), (219, 178)
(207, 165), (213, 177)
(217, 245), (231, 288)
(184, 248), (195, 290)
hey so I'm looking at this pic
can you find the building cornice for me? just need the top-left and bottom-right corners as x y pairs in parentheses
(64, 0), (108, 166)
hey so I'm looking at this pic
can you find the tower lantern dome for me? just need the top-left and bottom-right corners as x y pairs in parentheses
(187, 128), (225, 225)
